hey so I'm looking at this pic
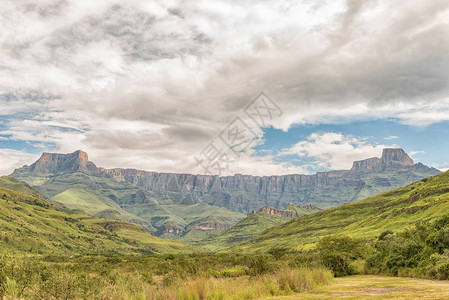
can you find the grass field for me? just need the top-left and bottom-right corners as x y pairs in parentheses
(0, 254), (333, 299)
(266, 275), (449, 299)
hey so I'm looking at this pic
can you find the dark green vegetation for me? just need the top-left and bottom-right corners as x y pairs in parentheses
(0, 253), (332, 299)
(232, 171), (449, 253)
(309, 214), (449, 281)
(0, 181), (195, 255)
(366, 215), (449, 279)
(196, 204), (321, 251)
(11, 151), (245, 241)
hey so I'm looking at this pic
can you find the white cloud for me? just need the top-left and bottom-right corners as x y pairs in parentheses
(0, 149), (40, 176)
(279, 132), (391, 170)
(409, 150), (425, 159)
(0, 0), (448, 175)
(384, 136), (398, 140)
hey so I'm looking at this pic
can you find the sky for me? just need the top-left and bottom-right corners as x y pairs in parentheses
(0, 0), (449, 176)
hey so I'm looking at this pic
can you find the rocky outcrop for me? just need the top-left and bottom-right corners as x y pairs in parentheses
(381, 148), (414, 166)
(12, 150), (97, 175)
(249, 206), (299, 218)
(350, 149), (415, 172)
(300, 204), (321, 211)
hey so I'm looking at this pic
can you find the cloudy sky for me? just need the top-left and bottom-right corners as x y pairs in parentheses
(1, 0), (449, 176)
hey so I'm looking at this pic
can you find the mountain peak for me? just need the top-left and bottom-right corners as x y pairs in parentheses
(381, 148), (414, 166)
(73, 150), (88, 161)
(350, 148), (414, 172)
(12, 150), (96, 176)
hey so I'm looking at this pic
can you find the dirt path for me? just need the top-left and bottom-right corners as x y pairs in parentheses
(265, 275), (449, 299)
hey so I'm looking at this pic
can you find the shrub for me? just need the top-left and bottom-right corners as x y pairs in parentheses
(248, 255), (273, 276)
(317, 235), (367, 277)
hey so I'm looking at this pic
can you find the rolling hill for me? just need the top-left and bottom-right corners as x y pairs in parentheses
(195, 203), (321, 251)
(229, 171), (449, 253)
(0, 177), (195, 254)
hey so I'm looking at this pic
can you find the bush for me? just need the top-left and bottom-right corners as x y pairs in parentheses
(248, 255), (273, 276)
(317, 235), (367, 277)
(268, 246), (290, 260)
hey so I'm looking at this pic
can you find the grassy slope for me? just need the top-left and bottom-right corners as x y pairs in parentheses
(196, 213), (292, 251)
(160, 204), (245, 242)
(196, 204), (322, 251)
(0, 186), (195, 254)
(231, 171), (449, 253)
(53, 187), (125, 215)
(0, 176), (49, 201)
(285, 203), (321, 214)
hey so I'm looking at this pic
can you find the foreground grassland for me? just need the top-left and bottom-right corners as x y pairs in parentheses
(270, 275), (449, 299)
(0, 254), (332, 299)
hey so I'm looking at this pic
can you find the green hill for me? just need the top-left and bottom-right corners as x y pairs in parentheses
(196, 213), (292, 251)
(0, 181), (195, 254)
(230, 171), (449, 253)
(196, 204), (321, 251)
(0, 176), (49, 201)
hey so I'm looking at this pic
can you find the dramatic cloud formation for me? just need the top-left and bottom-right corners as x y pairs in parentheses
(0, 0), (448, 175)
(279, 132), (390, 170)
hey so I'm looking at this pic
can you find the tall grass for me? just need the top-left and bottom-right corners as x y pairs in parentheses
(0, 254), (333, 299)
(102, 266), (333, 300)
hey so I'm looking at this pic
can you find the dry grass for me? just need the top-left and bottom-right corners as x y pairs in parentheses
(267, 275), (449, 300)
(99, 267), (333, 300)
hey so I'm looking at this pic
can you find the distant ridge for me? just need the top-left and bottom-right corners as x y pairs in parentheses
(95, 148), (440, 212)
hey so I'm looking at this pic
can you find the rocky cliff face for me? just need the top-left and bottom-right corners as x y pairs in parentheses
(381, 148), (414, 166)
(350, 157), (381, 171)
(98, 148), (441, 213)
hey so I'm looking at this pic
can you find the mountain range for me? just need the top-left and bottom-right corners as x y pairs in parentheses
(97, 148), (440, 211)
(10, 148), (440, 243)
